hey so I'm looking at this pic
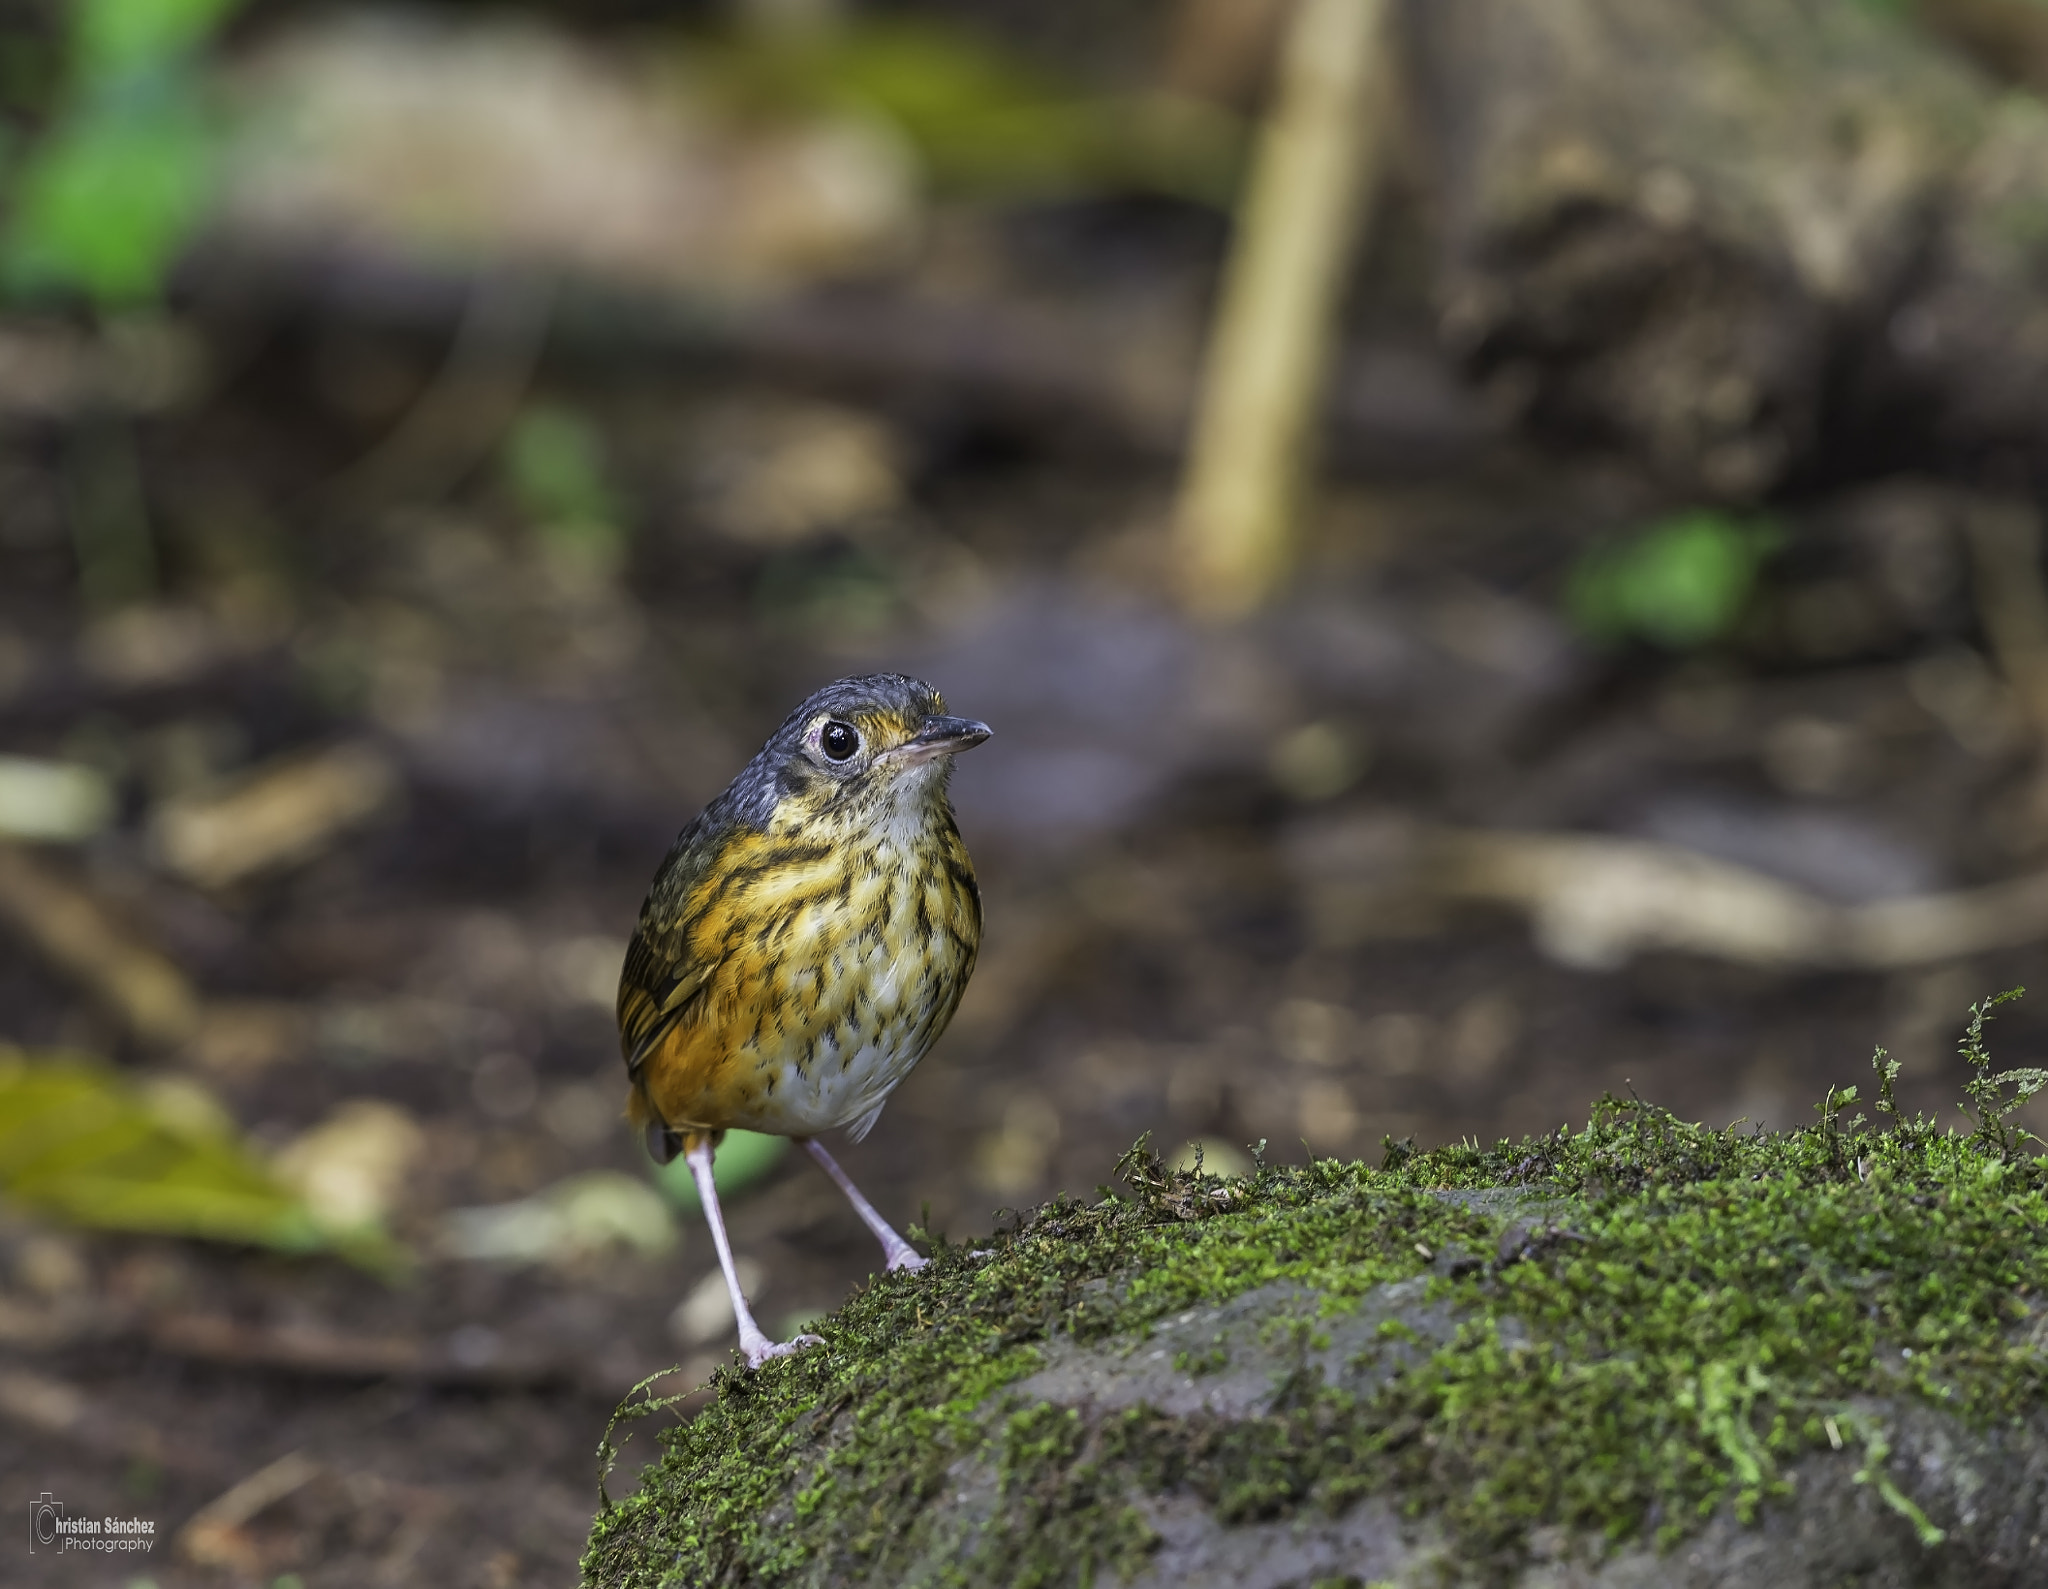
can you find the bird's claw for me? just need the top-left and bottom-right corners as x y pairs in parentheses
(885, 1248), (929, 1273)
(740, 1331), (824, 1371)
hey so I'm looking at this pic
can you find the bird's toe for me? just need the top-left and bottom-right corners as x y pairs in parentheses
(742, 1332), (824, 1370)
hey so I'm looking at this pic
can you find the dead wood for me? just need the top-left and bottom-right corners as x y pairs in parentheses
(1400, 0), (2048, 492)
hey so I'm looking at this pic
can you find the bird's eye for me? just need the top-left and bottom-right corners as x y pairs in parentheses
(820, 721), (860, 762)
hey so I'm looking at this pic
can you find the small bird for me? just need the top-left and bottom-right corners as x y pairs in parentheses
(616, 673), (989, 1367)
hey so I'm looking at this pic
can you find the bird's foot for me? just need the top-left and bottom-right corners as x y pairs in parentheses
(738, 1329), (824, 1371)
(884, 1246), (929, 1273)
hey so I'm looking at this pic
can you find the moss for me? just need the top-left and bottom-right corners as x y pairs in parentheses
(583, 1006), (2048, 1588)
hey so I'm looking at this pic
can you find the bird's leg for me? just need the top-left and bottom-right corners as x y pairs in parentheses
(802, 1137), (928, 1272)
(685, 1137), (821, 1369)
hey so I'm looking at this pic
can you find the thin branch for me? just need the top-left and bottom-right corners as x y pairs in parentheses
(1174, 0), (1390, 618)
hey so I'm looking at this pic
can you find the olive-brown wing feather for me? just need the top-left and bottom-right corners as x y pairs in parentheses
(617, 798), (736, 1067)
(617, 927), (714, 1085)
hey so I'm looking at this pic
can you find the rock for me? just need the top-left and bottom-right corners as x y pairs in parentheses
(583, 1103), (2048, 1586)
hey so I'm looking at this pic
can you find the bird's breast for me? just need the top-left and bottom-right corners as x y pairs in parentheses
(641, 810), (979, 1136)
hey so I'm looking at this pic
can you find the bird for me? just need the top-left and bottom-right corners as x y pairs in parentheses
(616, 673), (989, 1368)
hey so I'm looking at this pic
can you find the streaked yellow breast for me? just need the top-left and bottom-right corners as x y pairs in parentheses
(639, 797), (979, 1137)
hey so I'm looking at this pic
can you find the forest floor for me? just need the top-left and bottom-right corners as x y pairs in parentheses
(7, 161), (2048, 1589)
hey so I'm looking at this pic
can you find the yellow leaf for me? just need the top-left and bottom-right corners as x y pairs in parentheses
(0, 1048), (325, 1252)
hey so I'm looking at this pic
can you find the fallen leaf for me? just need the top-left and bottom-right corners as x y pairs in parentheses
(0, 1049), (323, 1251)
(272, 1100), (424, 1233)
(0, 844), (201, 1044)
(0, 756), (114, 842)
(443, 1171), (676, 1264)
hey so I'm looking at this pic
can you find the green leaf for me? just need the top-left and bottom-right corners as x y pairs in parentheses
(1567, 509), (1779, 649)
(1, 0), (245, 305)
(3, 82), (218, 303)
(652, 1129), (790, 1211)
(73, 0), (243, 86)
(0, 1049), (325, 1251)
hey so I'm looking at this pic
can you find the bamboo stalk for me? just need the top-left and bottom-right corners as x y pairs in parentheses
(1173, 0), (1388, 619)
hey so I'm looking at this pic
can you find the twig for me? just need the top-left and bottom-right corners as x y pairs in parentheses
(1432, 830), (1835, 971)
(149, 740), (400, 889)
(147, 1312), (570, 1388)
(309, 268), (556, 521)
(0, 1366), (236, 1477)
(177, 1450), (322, 1569)
(1963, 495), (2048, 851)
(0, 843), (200, 1045)
(1304, 819), (2048, 970)
(1173, 0), (1390, 618)
(0, 1290), (579, 1389)
(1964, 497), (2048, 740)
(1851, 871), (2048, 968)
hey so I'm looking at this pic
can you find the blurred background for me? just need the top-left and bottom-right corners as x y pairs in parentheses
(8, 0), (2048, 1583)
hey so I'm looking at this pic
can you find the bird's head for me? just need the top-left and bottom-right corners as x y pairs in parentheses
(751, 673), (990, 823)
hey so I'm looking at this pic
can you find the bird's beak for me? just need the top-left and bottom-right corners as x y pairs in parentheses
(893, 714), (993, 765)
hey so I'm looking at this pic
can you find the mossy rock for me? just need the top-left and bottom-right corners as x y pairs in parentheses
(583, 1091), (2048, 1587)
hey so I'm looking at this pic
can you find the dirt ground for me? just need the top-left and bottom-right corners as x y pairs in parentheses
(8, 129), (2048, 1589)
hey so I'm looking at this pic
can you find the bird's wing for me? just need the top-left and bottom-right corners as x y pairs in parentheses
(617, 803), (737, 1087)
(617, 927), (715, 1086)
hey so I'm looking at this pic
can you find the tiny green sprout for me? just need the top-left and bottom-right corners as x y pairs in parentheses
(1841, 1410), (1947, 1548)
(502, 403), (627, 572)
(1958, 989), (2048, 1160)
(1567, 509), (1780, 650)
(1872, 1048), (1902, 1122)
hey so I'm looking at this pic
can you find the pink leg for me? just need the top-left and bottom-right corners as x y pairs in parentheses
(687, 1138), (821, 1369)
(803, 1138), (928, 1272)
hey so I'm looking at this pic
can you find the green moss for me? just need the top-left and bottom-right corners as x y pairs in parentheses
(583, 1003), (2048, 1588)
